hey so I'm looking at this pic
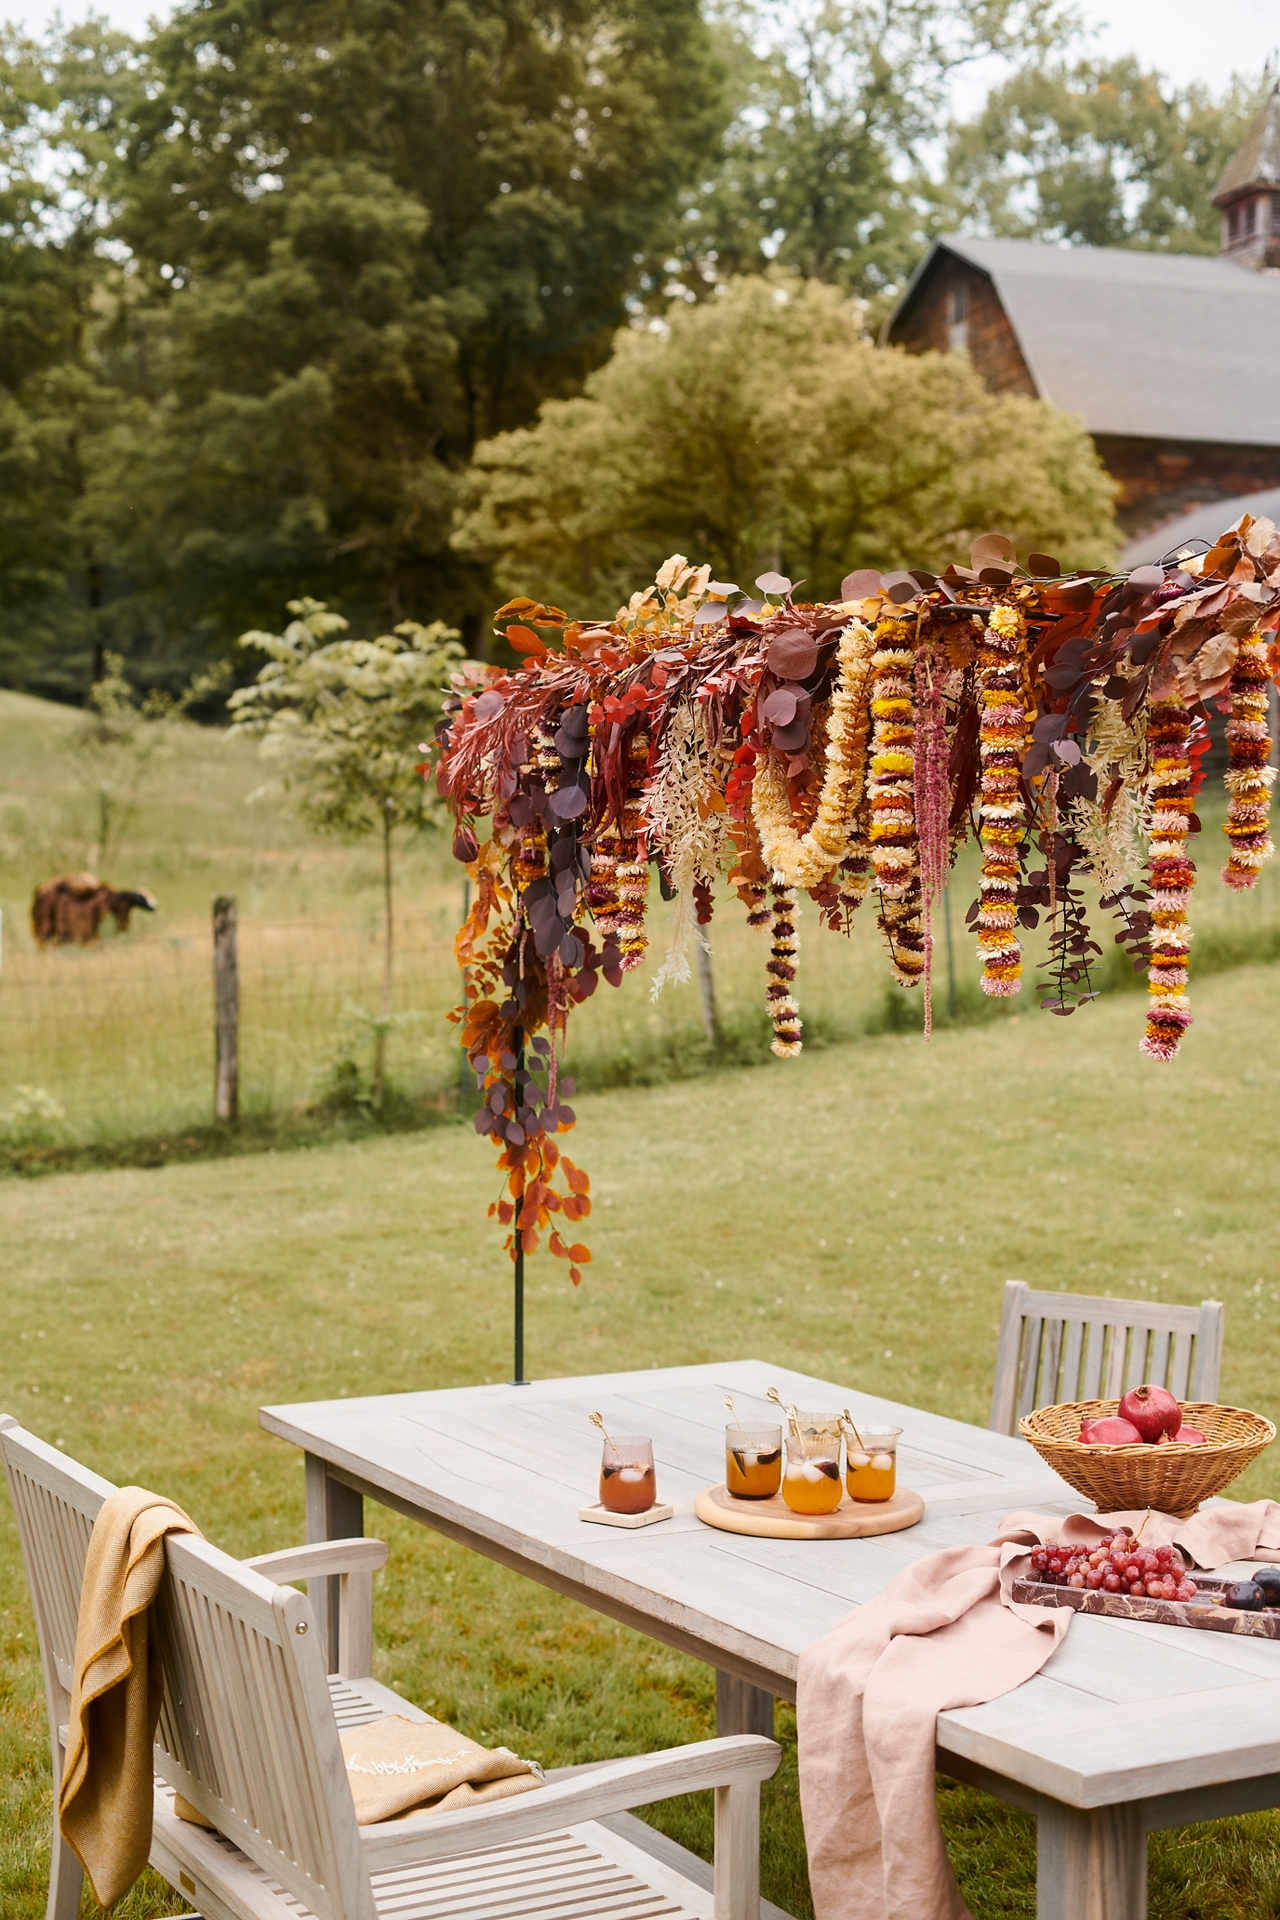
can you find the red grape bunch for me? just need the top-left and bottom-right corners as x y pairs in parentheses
(1028, 1528), (1197, 1601)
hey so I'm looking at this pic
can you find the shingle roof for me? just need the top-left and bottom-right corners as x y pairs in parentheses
(889, 236), (1280, 447)
(1212, 85), (1280, 201)
(1120, 486), (1280, 567)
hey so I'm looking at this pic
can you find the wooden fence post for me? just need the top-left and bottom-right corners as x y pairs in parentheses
(696, 940), (722, 1047)
(213, 894), (238, 1123)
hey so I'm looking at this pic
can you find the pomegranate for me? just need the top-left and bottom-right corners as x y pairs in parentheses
(1079, 1416), (1143, 1445)
(1117, 1383), (1182, 1443)
(1171, 1425), (1205, 1445)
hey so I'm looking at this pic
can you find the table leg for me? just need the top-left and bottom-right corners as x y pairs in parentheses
(304, 1452), (363, 1672)
(715, 1669), (774, 1739)
(1036, 1801), (1146, 1920)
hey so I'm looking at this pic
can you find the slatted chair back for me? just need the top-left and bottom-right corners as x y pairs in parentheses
(0, 1419), (111, 1759)
(152, 1530), (376, 1920)
(989, 1282), (1225, 1435)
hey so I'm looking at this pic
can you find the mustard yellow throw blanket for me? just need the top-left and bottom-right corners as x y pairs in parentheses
(340, 1715), (544, 1823)
(175, 1710), (544, 1830)
(59, 1486), (201, 1909)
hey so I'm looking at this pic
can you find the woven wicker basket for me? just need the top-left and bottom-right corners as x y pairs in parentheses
(1019, 1401), (1275, 1516)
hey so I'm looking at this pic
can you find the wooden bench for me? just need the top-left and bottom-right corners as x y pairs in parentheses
(2, 1416), (780, 1920)
(989, 1282), (1224, 1435)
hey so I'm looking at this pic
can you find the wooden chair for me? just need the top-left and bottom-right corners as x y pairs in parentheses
(1, 1416), (779, 1920)
(989, 1281), (1225, 1435)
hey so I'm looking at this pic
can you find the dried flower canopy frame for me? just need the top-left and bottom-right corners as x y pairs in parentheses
(431, 519), (1280, 1287)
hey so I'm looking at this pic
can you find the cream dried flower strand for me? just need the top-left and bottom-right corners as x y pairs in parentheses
(752, 618), (877, 888)
(647, 696), (731, 997)
(1073, 691), (1149, 896)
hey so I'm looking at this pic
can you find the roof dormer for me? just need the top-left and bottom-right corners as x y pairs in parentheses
(1212, 83), (1280, 270)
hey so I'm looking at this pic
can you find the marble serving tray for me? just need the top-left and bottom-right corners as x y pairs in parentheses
(1011, 1574), (1280, 1639)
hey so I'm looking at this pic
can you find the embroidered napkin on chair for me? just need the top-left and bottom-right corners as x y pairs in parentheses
(59, 1486), (202, 1909)
(340, 1715), (545, 1824)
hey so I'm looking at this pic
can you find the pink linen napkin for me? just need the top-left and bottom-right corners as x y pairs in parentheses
(797, 1499), (1280, 1920)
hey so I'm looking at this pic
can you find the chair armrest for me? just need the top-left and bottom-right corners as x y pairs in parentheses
(242, 1538), (387, 1680)
(241, 1538), (389, 1582)
(360, 1733), (780, 1869)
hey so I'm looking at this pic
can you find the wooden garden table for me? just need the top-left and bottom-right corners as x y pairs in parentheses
(261, 1358), (1280, 1920)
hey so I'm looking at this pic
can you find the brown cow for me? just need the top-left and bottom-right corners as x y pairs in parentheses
(31, 873), (158, 946)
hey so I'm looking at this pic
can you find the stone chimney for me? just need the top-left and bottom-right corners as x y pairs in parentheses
(1213, 82), (1280, 270)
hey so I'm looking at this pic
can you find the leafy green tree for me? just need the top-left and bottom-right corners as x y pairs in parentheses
(660, 0), (1075, 306)
(79, 0), (727, 656)
(69, 651), (231, 866)
(228, 601), (462, 1105)
(943, 59), (1271, 250)
(0, 22), (138, 696)
(455, 272), (1117, 612)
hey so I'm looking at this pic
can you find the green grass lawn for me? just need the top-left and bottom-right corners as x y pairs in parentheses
(4, 965), (1280, 1918)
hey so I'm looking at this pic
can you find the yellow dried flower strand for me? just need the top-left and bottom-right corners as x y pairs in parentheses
(975, 602), (1028, 996)
(751, 619), (878, 889)
(868, 616), (925, 986)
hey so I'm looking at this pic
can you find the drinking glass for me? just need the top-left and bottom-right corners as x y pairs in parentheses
(794, 1411), (844, 1447)
(781, 1429), (844, 1516)
(599, 1437), (657, 1514)
(844, 1425), (901, 1503)
(725, 1424), (783, 1500)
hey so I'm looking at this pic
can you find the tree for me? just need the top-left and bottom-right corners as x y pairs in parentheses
(77, 0), (727, 658)
(942, 58), (1272, 251)
(455, 272), (1117, 613)
(0, 22), (139, 697)
(659, 0), (1075, 308)
(228, 601), (462, 1106)
(69, 652), (218, 869)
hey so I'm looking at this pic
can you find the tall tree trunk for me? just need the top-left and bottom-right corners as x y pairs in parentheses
(374, 805), (394, 1109)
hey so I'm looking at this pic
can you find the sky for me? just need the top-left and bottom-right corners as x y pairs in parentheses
(5, 0), (1277, 102)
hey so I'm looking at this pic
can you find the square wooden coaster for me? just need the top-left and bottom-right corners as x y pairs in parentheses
(578, 1501), (674, 1529)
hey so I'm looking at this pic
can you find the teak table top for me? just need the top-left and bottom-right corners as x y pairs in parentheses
(261, 1358), (1280, 1817)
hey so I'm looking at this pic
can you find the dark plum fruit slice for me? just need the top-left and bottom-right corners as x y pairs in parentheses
(1251, 1566), (1280, 1604)
(1222, 1581), (1265, 1611)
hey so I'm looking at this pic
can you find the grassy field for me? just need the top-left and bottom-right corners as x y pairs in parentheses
(4, 964), (1280, 1918)
(8, 686), (1280, 1165)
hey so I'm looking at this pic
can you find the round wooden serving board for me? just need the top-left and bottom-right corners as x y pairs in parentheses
(694, 1482), (925, 1540)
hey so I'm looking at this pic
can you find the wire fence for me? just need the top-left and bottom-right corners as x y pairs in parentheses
(5, 798), (1280, 1149)
(0, 911), (466, 1143)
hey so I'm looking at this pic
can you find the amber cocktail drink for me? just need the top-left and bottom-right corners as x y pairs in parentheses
(844, 1425), (901, 1502)
(781, 1430), (843, 1516)
(599, 1437), (656, 1514)
(725, 1424), (783, 1499)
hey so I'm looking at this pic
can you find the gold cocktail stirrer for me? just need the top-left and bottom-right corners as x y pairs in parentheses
(589, 1410), (616, 1450)
(724, 1395), (748, 1433)
(843, 1408), (866, 1453)
(765, 1385), (802, 1442)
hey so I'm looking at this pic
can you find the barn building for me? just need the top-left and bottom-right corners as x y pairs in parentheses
(884, 85), (1280, 543)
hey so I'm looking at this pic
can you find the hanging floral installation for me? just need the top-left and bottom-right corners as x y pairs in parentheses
(431, 519), (1280, 1278)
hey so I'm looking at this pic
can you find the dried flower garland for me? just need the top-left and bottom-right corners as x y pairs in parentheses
(867, 618), (926, 988)
(648, 695), (732, 995)
(975, 603), (1029, 997)
(1073, 692), (1148, 896)
(1141, 688), (1196, 1061)
(1221, 635), (1276, 891)
(766, 884), (802, 1056)
(752, 618), (877, 889)
(431, 515), (1280, 1280)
